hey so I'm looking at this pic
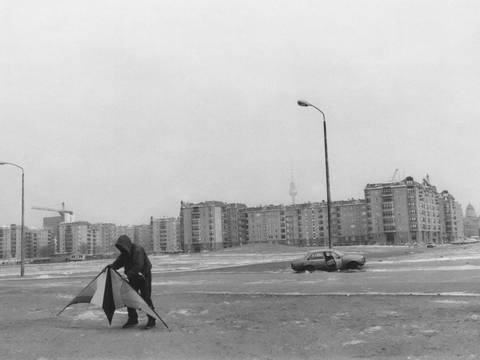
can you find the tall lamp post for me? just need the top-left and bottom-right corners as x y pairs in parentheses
(297, 100), (333, 249)
(0, 161), (25, 276)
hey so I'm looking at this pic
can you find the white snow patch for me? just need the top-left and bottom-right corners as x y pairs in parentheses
(369, 264), (480, 272)
(169, 309), (192, 316)
(73, 311), (103, 321)
(57, 294), (74, 299)
(434, 299), (469, 304)
(332, 312), (351, 320)
(245, 279), (293, 285)
(152, 280), (206, 286)
(184, 290), (480, 297)
(370, 253), (480, 265)
(342, 339), (366, 346)
(438, 292), (480, 297)
(30, 281), (75, 288)
(380, 310), (399, 316)
(364, 326), (382, 333)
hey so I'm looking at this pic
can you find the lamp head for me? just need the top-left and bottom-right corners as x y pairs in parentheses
(297, 100), (310, 107)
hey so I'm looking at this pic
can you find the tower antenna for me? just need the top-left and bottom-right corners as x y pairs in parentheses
(289, 165), (298, 205)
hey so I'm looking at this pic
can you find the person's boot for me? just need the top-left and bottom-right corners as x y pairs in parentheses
(122, 318), (139, 329)
(143, 316), (156, 330)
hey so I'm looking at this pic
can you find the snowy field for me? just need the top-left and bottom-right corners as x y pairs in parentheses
(4, 243), (480, 359)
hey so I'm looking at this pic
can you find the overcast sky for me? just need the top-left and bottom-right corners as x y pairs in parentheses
(1, 0), (479, 227)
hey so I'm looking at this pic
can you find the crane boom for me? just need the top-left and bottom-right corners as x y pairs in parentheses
(31, 206), (74, 215)
(32, 202), (74, 226)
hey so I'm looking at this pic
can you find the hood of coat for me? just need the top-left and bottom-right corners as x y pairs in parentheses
(115, 235), (133, 255)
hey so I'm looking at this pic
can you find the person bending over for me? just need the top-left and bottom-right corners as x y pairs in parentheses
(107, 235), (156, 329)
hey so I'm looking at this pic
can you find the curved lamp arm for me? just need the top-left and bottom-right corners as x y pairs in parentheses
(0, 161), (24, 172)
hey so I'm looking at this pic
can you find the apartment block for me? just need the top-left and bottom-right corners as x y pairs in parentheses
(331, 200), (369, 245)
(0, 226), (48, 259)
(456, 202), (465, 240)
(438, 191), (464, 243)
(223, 203), (247, 248)
(9, 224), (21, 258)
(365, 176), (442, 245)
(116, 225), (135, 241)
(92, 223), (117, 254)
(0, 226), (11, 259)
(285, 203), (322, 246)
(43, 216), (63, 254)
(179, 201), (224, 252)
(246, 205), (286, 244)
(283, 200), (368, 247)
(463, 204), (479, 238)
(151, 217), (179, 253)
(58, 221), (90, 254)
(134, 224), (153, 253)
(25, 228), (49, 258)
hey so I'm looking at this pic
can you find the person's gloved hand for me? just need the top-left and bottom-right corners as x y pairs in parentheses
(127, 271), (145, 283)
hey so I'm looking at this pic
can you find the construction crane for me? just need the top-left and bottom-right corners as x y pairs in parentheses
(32, 202), (74, 223)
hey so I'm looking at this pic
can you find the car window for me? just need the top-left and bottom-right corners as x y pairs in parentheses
(309, 252), (324, 260)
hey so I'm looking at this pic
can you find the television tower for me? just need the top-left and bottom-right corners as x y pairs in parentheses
(289, 168), (298, 205)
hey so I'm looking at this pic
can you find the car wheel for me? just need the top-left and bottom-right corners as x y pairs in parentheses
(345, 262), (360, 269)
(305, 265), (315, 272)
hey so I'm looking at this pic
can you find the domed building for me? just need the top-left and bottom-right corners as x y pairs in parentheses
(465, 204), (477, 218)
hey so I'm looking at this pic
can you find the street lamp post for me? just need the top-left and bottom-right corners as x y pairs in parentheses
(297, 100), (333, 249)
(0, 161), (25, 276)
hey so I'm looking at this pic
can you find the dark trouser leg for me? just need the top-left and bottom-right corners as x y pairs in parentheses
(127, 307), (138, 321)
(139, 273), (155, 322)
(127, 276), (141, 321)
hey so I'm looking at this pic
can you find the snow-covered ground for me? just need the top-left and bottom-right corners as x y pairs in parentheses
(4, 243), (480, 359)
(0, 248), (307, 279)
(3, 243), (480, 280)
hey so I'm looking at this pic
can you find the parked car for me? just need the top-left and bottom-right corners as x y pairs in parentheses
(291, 249), (366, 272)
(426, 243), (435, 248)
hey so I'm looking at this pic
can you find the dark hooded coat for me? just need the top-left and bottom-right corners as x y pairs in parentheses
(111, 235), (152, 278)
